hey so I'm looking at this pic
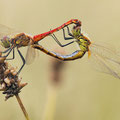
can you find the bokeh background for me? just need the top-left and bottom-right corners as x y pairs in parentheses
(0, 0), (120, 120)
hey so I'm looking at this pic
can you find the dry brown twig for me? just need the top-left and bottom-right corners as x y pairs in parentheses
(0, 53), (30, 120)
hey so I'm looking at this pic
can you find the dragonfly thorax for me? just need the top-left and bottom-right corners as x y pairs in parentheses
(11, 33), (33, 47)
(76, 34), (91, 52)
(72, 25), (91, 52)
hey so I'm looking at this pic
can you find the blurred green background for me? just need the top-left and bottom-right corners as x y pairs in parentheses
(0, 0), (120, 120)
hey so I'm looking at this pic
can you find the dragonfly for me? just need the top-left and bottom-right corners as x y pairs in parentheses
(0, 19), (81, 74)
(32, 23), (120, 79)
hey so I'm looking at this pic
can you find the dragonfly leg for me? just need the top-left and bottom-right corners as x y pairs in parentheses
(51, 33), (74, 47)
(2, 47), (13, 58)
(1, 47), (11, 53)
(62, 27), (74, 40)
(17, 48), (25, 74)
(66, 26), (73, 37)
(6, 48), (15, 60)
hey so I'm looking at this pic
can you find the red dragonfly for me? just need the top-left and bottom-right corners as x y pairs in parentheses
(33, 21), (120, 80)
(0, 19), (81, 74)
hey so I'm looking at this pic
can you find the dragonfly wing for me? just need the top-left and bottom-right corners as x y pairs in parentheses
(90, 42), (120, 65)
(0, 24), (22, 52)
(89, 43), (120, 79)
(0, 24), (21, 39)
(25, 44), (36, 65)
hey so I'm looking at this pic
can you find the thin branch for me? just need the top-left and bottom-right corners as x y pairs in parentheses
(15, 94), (30, 120)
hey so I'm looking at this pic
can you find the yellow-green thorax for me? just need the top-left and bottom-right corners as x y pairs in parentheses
(72, 26), (91, 52)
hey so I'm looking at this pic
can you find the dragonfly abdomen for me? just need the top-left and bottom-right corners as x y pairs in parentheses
(33, 19), (81, 42)
(32, 44), (86, 61)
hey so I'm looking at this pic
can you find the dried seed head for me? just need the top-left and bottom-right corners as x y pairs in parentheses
(5, 62), (8, 69)
(0, 52), (2, 56)
(12, 71), (17, 76)
(9, 67), (16, 71)
(10, 69), (15, 73)
(0, 57), (6, 63)
(4, 78), (11, 86)
(18, 77), (22, 83)
(19, 83), (28, 88)
(0, 86), (5, 91)
(1, 83), (6, 89)
(4, 69), (10, 75)
(0, 59), (27, 100)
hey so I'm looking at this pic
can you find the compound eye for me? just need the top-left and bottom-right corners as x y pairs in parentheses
(0, 37), (10, 48)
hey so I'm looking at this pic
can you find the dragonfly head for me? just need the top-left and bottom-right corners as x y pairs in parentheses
(72, 25), (81, 38)
(0, 37), (11, 48)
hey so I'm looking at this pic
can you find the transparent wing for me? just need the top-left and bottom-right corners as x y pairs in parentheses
(0, 24), (21, 39)
(89, 42), (120, 79)
(25, 42), (37, 65)
(0, 24), (22, 52)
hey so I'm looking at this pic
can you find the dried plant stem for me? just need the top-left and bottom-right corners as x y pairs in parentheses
(43, 87), (57, 120)
(15, 94), (30, 120)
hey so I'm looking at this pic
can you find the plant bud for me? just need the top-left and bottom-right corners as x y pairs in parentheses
(4, 69), (10, 75)
(4, 78), (11, 86)
(2, 83), (6, 89)
(0, 57), (6, 63)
